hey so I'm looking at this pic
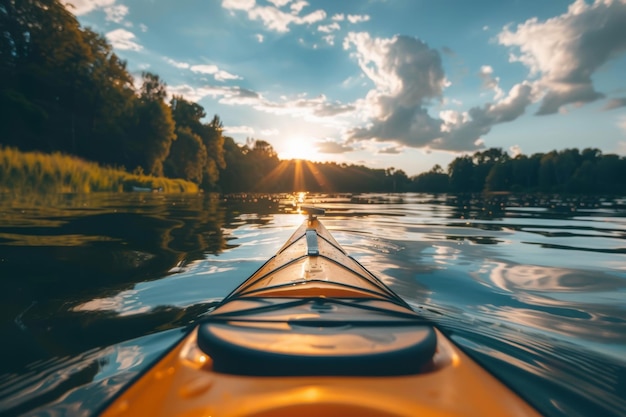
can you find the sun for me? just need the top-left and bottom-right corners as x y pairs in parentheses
(279, 138), (320, 161)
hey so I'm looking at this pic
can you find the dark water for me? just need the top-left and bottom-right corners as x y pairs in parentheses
(0, 192), (625, 416)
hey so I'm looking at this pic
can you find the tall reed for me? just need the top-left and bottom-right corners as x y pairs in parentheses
(0, 147), (199, 193)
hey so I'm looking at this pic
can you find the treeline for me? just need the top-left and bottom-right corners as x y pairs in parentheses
(413, 147), (626, 194)
(218, 144), (626, 194)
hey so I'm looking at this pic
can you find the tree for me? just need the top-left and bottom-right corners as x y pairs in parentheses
(412, 165), (449, 192)
(448, 155), (474, 192)
(128, 72), (176, 175)
(200, 115), (226, 190)
(164, 127), (207, 183)
(0, 0), (91, 151)
(472, 148), (509, 191)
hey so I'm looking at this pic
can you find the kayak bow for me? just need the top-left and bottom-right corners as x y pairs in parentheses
(100, 208), (540, 417)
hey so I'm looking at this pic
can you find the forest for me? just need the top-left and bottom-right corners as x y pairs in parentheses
(2, 0), (626, 194)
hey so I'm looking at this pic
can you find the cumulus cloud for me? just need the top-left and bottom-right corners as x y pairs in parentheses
(63, 0), (130, 24)
(106, 29), (142, 51)
(190, 64), (242, 81)
(332, 13), (345, 21)
(498, 0), (626, 115)
(347, 14), (370, 24)
(267, 0), (291, 7)
(256, 33), (265, 42)
(316, 140), (354, 154)
(343, 32), (544, 152)
(478, 65), (504, 100)
(222, 0), (255, 11)
(343, 33), (451, 147)
(104, 4), (128, 22)
(440, 81), (536, 149)
(290, 1), (308, 14)
(62, 0), (115, 15)
(318, 22), (340, 33)
(223, 0), (326, 32)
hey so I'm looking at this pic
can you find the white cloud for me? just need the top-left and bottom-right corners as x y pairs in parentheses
(344, 33), (449, 147)
(224, 125), (255, 135)
(347, 14), (370, 24)
(332, 13), (345, 21)
(165, 58), (190, 69)
(190, 64), (220, 74)
(478, 65), (504, 100)
(343, 32), (544, 152)
(441, 81), (536, 149)
(168, 83), (354, 123)
(256, 33), (264, 42)
(139, 23), (148, 32)
(290, 1), (308, 14)
(318, 22), (340, 33)
(257, 94), (355, 119)
(498, 0), (626, 115)
(267, 0), (291, 7)
(167, 84), (261, 104)
(104, 4), (128, 23)
(190, 64), (242, 81)
(222, 0), (255, 11)
(322, 35), (335, 46)
(223, 0), (325, 32)
(106, 29), (142, 51)
(509, 144), (523, 157)
(62, 0), (115, 15)
(63, 0), (130, 25)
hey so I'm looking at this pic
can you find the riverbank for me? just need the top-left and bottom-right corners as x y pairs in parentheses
(0, 147), (198, 193)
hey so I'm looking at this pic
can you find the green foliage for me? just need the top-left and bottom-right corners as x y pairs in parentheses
(459, 147), (626, 194)
(0, 147), (198, 193)
(167, 97), (225, 190)
(413, 165), (449, 192)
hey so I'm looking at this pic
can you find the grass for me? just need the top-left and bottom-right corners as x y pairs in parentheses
(0, 147), (199, 193)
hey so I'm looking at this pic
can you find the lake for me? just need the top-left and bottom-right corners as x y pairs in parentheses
(0, 192), (625, 416)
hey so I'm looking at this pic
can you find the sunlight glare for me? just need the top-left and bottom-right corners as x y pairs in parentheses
(280, 138), (319, 161)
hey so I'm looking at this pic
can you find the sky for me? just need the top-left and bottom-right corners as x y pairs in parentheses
(63, 0), (626, 176)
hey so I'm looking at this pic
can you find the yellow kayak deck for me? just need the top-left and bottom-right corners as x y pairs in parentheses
(100, 211), (541, 417)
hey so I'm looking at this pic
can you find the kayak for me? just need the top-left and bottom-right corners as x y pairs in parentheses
(99, 207), (540, 417)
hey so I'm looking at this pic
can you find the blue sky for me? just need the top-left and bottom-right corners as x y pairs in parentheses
(65, 0), (626, 176)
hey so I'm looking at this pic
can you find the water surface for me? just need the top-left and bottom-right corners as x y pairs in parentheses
(0, 193), (624, 416)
